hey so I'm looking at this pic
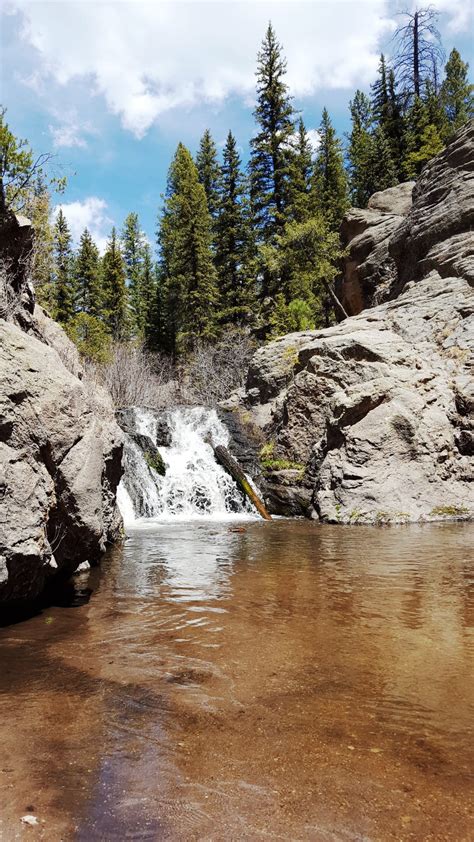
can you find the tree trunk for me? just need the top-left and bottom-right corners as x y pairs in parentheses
(213, 445), (272, 521)
(413, 12), (420, 98)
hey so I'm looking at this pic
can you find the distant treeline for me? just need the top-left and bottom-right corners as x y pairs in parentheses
(2, 8), (472, 358)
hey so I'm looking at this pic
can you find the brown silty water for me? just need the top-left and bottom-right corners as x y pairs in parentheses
(0, 520), (473, 840)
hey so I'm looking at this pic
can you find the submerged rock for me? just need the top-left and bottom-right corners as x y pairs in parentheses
(229, 122), (474, 523)
(0, 214), (123, 606)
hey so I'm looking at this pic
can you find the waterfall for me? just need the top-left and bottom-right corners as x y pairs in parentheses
(117, 407), (255, 525)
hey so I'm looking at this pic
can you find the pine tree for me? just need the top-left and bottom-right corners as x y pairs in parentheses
(158, 143), (220, 353)
(368, 125), (398, 193)
(441, 48), (474, 134)
(402, 96), (443, 178)
(75, 228), (102, 318)
(24, 176), (55, 312)
(371, 54), (389, 124)
(288, 118), (313, 223)
(102, 227), (128, 340)
(347, 90), (374, 207)
(53, 209), (75, 324)
(140, 241), (156, 343)
(249, 23), (295, 247)
(215, 131), (255, 325)
(121, 212), (145, 336)
(385, 69), (405, 178)
(196, 129), (221, 220)
(311, 108), (349, 230)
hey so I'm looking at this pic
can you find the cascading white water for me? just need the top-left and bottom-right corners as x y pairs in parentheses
(118, 407), (255, 526)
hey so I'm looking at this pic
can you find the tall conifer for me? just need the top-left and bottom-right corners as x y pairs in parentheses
(102, 227), (128, 340)
(441, 48), (474, 133)
(215, 130), (255, 324)
(53, 209), (75, 324)
(249, 23), (295, 248)
(158, 143), (219, 352)
(288, 118), (313, 223)
(196, 129), (221, 220)
(75, 228), (102, 318)
(121, 212), (145, 335)
(311, 108), (349, 230)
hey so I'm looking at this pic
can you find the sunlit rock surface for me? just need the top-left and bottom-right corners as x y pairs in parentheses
(229, 122), (474, 522)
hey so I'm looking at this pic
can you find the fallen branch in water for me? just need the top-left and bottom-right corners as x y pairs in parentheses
(213, 444), (272, 521)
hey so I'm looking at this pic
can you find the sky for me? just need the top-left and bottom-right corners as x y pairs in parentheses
(1, 0), (473, 251)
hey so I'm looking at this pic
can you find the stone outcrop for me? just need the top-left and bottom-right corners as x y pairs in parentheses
(227, 122), (474, 524)
(337, 181), (415, 316)
(0, 215), (123, 606)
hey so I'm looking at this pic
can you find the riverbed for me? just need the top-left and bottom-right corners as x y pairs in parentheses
(0, 520), (473, 840)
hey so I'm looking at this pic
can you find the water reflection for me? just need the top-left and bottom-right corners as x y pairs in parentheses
(0, 521), (473, 840)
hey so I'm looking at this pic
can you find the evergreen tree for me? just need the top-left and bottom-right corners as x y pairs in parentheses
(288, 117), (313, 223)
(24, 176), (55, 312)
(441, 48), (474, 133)
(196, 129), (221, 220)
(402, 96), (443, 178)
(158, 143), (220, 353)
(347, 90), (374, 207)
(75, 228), (102, 318)
(121, 212), (145, 335)
(368, 125), (398, 193)
(140, 241), (156, 343)
(385, 69), (405, 178)
(259, 214), (342, 328)
(249, 23), (295, 247)
(102, 227), (128, 340)
(215, 131), (255, 325)
(311, 108), (349, 230)
(371, 54), (389, 124)
(53, 209), (75, 324)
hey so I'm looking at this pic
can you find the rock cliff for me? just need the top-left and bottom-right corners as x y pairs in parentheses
(226, 122), (474, 523)
(0, 214), (123, 606)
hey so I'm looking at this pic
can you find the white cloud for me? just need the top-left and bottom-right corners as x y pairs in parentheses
(11, 0), (395, 137)
(307, 129), (321, 153)
(54, 197), (113, 253)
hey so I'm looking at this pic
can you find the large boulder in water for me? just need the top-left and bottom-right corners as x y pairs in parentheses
(228, 122), (474, 523)
(0, 214), (123, 606)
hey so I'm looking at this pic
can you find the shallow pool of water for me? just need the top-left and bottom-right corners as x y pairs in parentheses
(0, 521), (473, 840)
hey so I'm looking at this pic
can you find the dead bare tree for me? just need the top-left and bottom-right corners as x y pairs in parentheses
(392, 6), (445, 101)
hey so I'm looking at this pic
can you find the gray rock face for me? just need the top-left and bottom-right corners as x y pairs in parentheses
(337, 181), (415, 316)
(230, 123), (474, 523)
(0, 215), (123, 605)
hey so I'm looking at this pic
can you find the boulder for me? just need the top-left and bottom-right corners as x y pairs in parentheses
(230, 123), (474, 523)
(0, 214), (123, 606)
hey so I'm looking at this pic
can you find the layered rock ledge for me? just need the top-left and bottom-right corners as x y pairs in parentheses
(227, 122), (474, 523)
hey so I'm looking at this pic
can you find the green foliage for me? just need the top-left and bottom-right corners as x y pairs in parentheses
(403, 98), (444, 178)
(215, 131), (255, 325)
(440, 48), (474, 134)
(249, 23), (295, 248)
(347, 90), (374, 207)
(102, 227), (128, 340)
(53, 209), (75, 324)
(311, 108), (349, 230)
(369, 125), (398, 193)
(24, 176), (55, 311)
(158, 143), (220, 353)
(196, 129), (221, 221)
(259, 442), (304, 472)
(140, 242), (157, 344)
(288, 118), (313, 223)
(260, 213), (342, 330)
(144, 449), (166, 476)
(0, 107), (65, 213)
(75, 227), (102, 318)
(65, 312), (111, 363)
(121, 212), (146, 336)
